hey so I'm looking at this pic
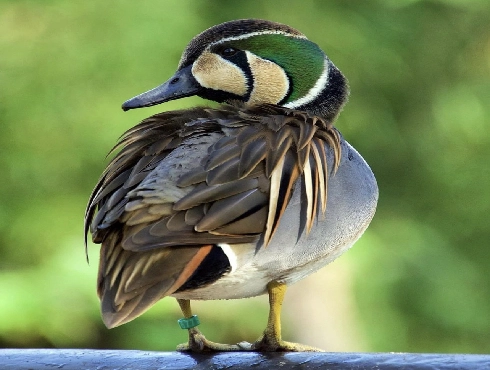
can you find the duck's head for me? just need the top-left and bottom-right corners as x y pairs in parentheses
(122, 19), (349, 121)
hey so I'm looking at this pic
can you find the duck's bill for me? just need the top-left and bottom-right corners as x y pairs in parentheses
(122, 65), (201, 111)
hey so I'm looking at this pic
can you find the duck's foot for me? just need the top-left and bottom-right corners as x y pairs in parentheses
(246, 281), (324, 352)
(176, 327), (251, 352)
(250, 333), (323, 352)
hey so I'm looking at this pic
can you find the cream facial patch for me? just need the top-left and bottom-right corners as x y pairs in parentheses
(246, 51), (289, 105)
(191, 50), (248, 96)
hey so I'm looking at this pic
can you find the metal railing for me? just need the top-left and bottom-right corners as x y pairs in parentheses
(1, 349), (489, 369)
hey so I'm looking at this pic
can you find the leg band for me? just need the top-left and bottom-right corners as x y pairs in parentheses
(178, 315), (200, 329)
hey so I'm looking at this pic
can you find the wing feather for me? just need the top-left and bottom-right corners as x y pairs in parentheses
(86, 103), (342, 327)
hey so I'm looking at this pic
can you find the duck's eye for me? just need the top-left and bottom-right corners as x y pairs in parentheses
(220, 47), (238, 57)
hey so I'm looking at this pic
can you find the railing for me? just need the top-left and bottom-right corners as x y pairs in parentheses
(1, 349), (489, 369)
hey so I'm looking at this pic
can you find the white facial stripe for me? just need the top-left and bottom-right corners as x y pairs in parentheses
(218, 243), (237, 272)
(284, 57), (330, 109)
(210, 30), (307, 47)
(246, 51), (289, 105)
(191, 50), (248, 96)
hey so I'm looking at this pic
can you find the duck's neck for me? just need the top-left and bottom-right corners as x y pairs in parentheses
(284, 59), (349, 122)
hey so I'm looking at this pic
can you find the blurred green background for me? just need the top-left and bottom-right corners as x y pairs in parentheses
(1, 0), (489, 353)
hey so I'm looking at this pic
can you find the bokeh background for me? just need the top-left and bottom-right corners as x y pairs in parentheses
(1, 0), (489, 353)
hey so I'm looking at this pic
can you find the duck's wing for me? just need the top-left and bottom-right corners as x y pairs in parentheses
(85, 104), (341, 327)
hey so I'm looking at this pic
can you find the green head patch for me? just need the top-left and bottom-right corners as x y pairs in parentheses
(222, 34), (326, 104)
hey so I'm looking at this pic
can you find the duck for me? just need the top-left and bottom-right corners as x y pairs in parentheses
(85, 19), (378, 352)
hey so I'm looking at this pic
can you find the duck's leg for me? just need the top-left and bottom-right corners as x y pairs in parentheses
(176, 299), (245, 352)
(252, 281), (323, 352)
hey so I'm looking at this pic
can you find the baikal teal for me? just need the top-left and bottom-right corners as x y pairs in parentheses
(85, 18), (378, 352)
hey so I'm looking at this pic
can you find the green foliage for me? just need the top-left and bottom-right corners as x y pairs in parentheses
(1, 0), (489, 352)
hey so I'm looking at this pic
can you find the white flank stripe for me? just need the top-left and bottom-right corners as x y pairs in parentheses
(218, 243), (237, 272)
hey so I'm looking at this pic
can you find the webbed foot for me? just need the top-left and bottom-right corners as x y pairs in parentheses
(251, 333), (322, 352)
(177, 327), (251, 352)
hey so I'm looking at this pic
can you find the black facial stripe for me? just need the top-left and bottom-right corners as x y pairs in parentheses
(198, 87), (244, 104)
(175, 245), (231, 292)
(227, 51), (253, 100)
(277, 69), (293, 106)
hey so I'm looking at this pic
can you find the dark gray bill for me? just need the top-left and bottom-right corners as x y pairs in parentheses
(122, 65), (201, 111)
